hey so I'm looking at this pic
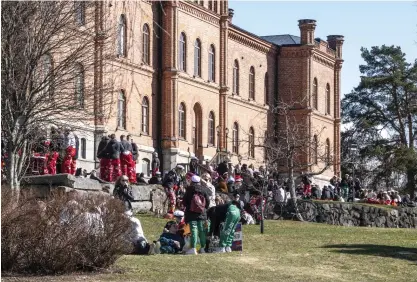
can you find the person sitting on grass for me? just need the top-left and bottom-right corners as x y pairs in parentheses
(158, 221), (185, 254)
(126, 210), (157, 255)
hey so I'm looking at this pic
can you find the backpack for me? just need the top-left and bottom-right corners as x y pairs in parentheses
(190, 191), (206, 213)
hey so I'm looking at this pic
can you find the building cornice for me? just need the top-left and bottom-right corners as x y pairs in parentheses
(178, 1), (220, 27)
(228, 27), (277, 54)
(107, 56), (156, 77)
(279, 47), (312, 58)
(177, 72), (220, 92)
(228, 94), (269, 112)
(312, 52), (336, 69)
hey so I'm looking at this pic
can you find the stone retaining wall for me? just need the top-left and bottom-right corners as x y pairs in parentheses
(312, 202), (417, 228)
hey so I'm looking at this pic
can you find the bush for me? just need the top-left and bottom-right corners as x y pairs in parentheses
(1, 188), (132, 274)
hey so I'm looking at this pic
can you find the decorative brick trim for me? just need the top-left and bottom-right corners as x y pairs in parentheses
(178, 1), (219, 26)
(312, 54), (335, 68)
(228, 28), (276, 54)
(228, 95), (269, 112)
(279, 49), (311, 58)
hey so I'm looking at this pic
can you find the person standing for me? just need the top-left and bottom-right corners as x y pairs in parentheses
(162, 165), (184, 216)
(120, 135), (136, 183)
(97, 135), (110, 181)
(104, 134), (123, 182)
(183, 175), (210, 255)
(128, 135), (138, 181)
(151, 152), (160, 176)
(62, 127), (77, 175)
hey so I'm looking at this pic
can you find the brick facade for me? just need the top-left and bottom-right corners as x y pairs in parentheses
(78, 1), (343, 180)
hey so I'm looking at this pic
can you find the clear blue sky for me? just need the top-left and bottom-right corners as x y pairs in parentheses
(229, 1), (417, 96)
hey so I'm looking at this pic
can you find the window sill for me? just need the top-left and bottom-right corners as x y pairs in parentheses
(140, 132), (150, 137)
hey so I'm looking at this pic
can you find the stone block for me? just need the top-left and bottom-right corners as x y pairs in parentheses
(22, 174), (102, 191)
(131, 201), (152, 213)
(150, 186), (169, 215)
(131, 185), (152, 201)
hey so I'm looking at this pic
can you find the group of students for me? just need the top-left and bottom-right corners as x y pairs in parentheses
(119, 173), (242, 255)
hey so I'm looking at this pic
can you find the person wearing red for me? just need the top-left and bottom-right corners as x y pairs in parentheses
(120, 135), (136, 183)
(61, 128), (78, 175)
(127, 135), (137, 182)
(47, 126), (62, 175)
(97, 135), (110, 181)
(103, 134), (123, 182)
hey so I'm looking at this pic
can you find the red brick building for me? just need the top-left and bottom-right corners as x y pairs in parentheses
(76, 1), (343, 181)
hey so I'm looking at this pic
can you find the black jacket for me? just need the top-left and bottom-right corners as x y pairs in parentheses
(97, 137), (109, 158)
(121, 140), (132, 152)
(217, 162), (228, 176)
(207, 202), (241, 236)
(132, 142), (139, 161)
(114, 183), (134, 211)
(183, 184), (210, 223)
(105, 139), (124, 159)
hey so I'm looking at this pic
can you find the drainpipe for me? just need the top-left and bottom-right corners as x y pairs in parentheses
(156, 1), (163, 171)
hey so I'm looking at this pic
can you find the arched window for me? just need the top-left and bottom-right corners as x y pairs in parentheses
(232, 122), (239, 154)
(74, 63), (84, 108)
(118, 15), (127, 57)
(142, 97), (149, 134)
(118, 90), (126, 129)
(264, 73), (269, 105)
(208, 45), (215, 82)
(249, 66), (255, 100)
(208, 111), (215, 145)
(249, 127), (255, 158)
(179, 103), (186, 138)
(312, 78), (318, 110)
(80, 138), (86, 159)
(313, 135), (318, 164)
(194, 39), (201, 77)
(233, 60), (239, 95)
(326, 83), (331, 115)
(142, 24), (150, 65)
(325, 138), (330, 165)
(179, 33), (186, 71)
(74, 1), (85, 26)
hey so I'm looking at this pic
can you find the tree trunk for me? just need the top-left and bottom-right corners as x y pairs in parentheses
(406, 167), (416, 198)
(7, 150), (21, 191)
(287, 158), (303, 221)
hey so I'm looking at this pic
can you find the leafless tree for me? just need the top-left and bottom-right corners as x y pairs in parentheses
(1, 1), (115, 190)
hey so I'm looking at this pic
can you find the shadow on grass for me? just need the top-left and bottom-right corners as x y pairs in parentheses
(323, 244), (417, 263)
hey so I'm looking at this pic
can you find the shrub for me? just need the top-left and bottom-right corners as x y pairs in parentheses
(1, 188), (132, 274)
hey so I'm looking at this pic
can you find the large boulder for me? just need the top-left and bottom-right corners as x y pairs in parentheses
(131, 201), (153, 213)
(150, 185), (169, 216)
(130, 185), (152, 201)
(22, 174), (103, 191)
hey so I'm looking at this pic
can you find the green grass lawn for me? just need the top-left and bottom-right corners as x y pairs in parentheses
(3, 215), (417, 282)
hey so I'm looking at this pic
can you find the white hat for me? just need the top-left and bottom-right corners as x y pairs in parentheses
(191, 175), (201, 183)
(156, 171), (161, 175)
(176, 165), (184, 170)
(173, 210), (184, 217)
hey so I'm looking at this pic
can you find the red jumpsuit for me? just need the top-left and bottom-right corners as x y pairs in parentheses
(121, 152), (136, 183)
(62, 146), (76, 175)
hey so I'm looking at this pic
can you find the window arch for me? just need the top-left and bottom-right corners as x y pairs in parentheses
(208, 45), (215, 82)
(313, 135), (318, 164)
(179, 32), (186, 71)
(312, 77), (318, 110)
(179, 103), (186, 138)
(233, 60), (239, 95)
(74, 63), (84, 108)
(249, 127), (255, 158)
(326, 83), (331, 115)
(118, 15), (127, 57)
(142, 97), (149, 134)
(208, 111), (215, 145)
(249, 66), (255, 100)
(325, 138), (330, 164)
(264, 73), (269, 105)
(194, 39), (201, 77)
(142, 24), (150, 65)
(74, 1), (85, 26)
(118, 90), (126, 129)
(232, 122), (239, 154)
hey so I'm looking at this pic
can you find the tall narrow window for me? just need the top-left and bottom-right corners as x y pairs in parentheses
(142, 158), (150, 176)
(249, 66), (255, 100)
(81, 138), (86, 159)
(179, 103), (186, 138)
(214, 1), (218, 13)
(74, 63), (84, 108)
(208, 111), (215, 145)
(118, 90), (126, 129)
(233, 60), (239, 95)
(326, 83), (331, 115)
(325, 138), (330, 164)
(38, 54), (53, 97)
(264, 73), (269, 105)
(208, 0), (213, 10)
(74, 1), (85, 26)
(179, 33), (186, 71)
(200, 0), (204, 6)
(312, 77), (318, 110)
(142, 97), (149, 134)
(232, 122), (239, 154)
(194, 39), (201, 77)
(142, 24), (150, 65)
(313, 135), (318, 164)
(118, 15), (127, 57)
(208, 45), (215, 82)
(249, 127), (255, 158)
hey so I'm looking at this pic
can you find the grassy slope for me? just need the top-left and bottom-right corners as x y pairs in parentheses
(3, 215), (416, 282)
